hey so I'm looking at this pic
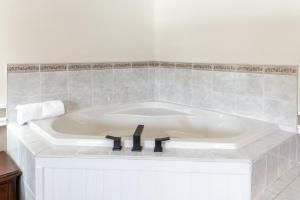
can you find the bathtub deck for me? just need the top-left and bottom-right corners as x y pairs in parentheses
(259, 165), (300, 200)
(8, 123), (296, 163)
(6, 123), (298, 200)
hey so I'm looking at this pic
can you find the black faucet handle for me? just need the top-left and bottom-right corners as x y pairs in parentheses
(105, 135), (122, 151)
(154, 137), (170, 152)
(131, 125), (144, 152)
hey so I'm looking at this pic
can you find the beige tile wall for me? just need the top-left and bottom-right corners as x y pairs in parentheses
(156, 62), (298, 130)
(6, 61), (298, 130)
(7, 62), (154, 122)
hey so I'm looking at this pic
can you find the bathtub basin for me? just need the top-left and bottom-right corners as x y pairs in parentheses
(29, 102), (278, 149)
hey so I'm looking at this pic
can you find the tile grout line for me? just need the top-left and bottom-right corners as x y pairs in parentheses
(272, 172), (300, 199)
(263, 166), (300, 200)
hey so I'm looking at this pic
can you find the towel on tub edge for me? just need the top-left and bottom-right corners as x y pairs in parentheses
(16, 100), (65, 125)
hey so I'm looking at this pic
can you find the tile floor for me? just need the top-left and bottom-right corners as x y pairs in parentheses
(259, 165), (300, 200)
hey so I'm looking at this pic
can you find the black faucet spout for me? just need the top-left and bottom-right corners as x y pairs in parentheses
(131, 125), (144, 152)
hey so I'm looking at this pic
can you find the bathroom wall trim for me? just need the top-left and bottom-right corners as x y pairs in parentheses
(7, 61), (298, 76)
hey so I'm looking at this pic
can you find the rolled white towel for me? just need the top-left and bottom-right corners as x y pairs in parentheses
(16, 103), (42, 125)
(42, 100), (65, 119)
(16, 100), (65, 125)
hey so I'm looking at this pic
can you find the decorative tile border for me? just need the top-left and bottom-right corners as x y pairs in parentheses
(193, 63), (213, 71)
(7, 61), (298, 75)
(132, 61), (148, 68)
(236, 65), (264, 74)
(92, 63), (113, 70)
(148, 61), (160, 67)
(213, 64), (237, 72)
(264, 65), (298, 75)
(176, 62), (193, 69)
(40, 64), (67, 72)
(113, 62), (131, 69)
(160, 62), (175, 68)
(7, 64), (39, 73)
(68, 64), (91, 71)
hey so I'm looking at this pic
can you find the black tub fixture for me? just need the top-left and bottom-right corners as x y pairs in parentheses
(154, 137), (170, 152)
(105, 135), (122, 151)
(131, 125), (144, 152)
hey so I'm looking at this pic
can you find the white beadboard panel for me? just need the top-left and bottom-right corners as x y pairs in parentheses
(174, 172), (191, 200)
(155, 172), (178, 200)
(140, 171), (156, 200)
(156, 172), (191, 200)
(211, 174), (229, 200)
(70, 169), (87, 200)
(120, 170), (141, 200)
(86, 170), (104, 200)
(43, 168), (54, 200)
(53, 169), (69, 200)
(38, 167), (251, 200)
(229, 175), (249, 200)
(35, 167), (44, 200)
(36, 157), (251, 200)
(103, 170), (121, 200)
(190, 173), (213, 199)
(190, 173), (248, 200)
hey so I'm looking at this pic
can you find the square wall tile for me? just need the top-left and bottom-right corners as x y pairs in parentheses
(212, 92), (236, 113)
(192, 70), (213, 92)
(191, 90), (213, 109)
(235, 73), (263, 97)
(92, 69), (114, 106)
(69, 90), (92, 110)
(236, 95), (264, 119)
(159, 68), (175, 102)
(41, 72), (68, 96)
(8, 73), (41, 97)
(68, 71), (92, 93)
(264, 99), (297, 128)
(68, 71), (92, 109)
(173, 69), (192, 105)
(264, 74), (297, 103)
(130, 68), (150, 102)
(148, 68), (160, 101)
(213, 72), (235, 94)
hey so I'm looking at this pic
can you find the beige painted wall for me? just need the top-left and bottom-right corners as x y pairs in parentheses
(1, 0), (300, 107)
(0, 0), (154, 105)
(154, 0), (300, 65)
(0, 66), (6, 106)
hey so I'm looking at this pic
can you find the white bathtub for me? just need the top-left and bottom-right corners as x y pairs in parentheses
(29, 102), (278, 150)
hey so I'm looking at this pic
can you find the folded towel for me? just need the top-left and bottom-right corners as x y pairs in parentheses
(42, 100), (65, 119)
(16, 103), (42, 125)
(16, 100), (65, 125)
